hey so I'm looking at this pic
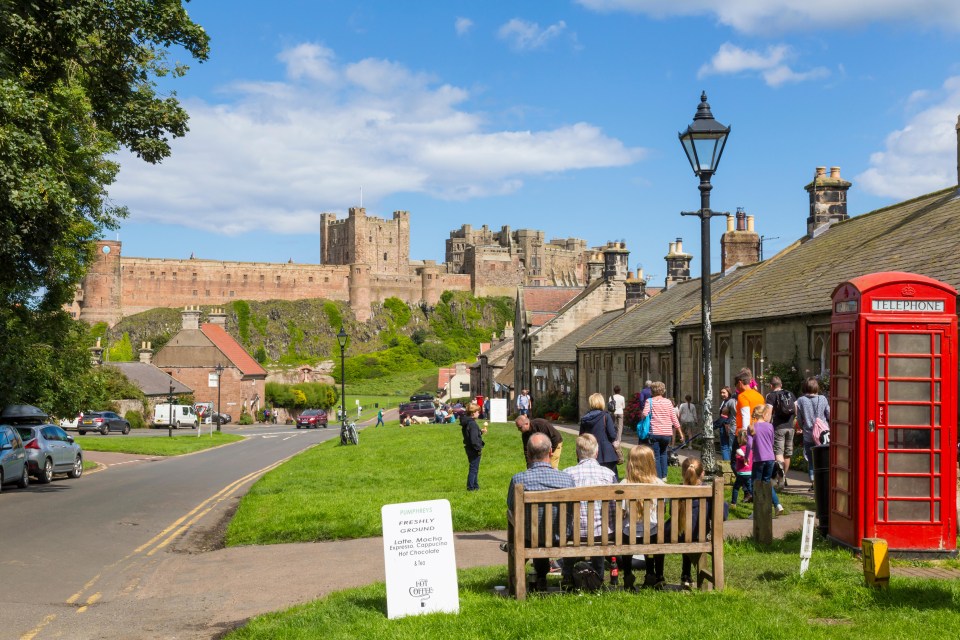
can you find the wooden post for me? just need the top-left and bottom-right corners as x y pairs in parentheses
(752, 479), (773, 545)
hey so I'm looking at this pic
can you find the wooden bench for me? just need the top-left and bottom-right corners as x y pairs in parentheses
(506, 478), (725, 599)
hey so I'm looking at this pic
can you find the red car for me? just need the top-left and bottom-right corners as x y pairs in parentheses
(296, 409), (328, 429)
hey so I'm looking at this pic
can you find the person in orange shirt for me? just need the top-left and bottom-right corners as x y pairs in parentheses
(734, 371), (765, 437)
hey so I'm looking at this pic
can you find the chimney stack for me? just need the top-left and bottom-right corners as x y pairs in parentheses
(181, 305), (201, 331)
(664, 238), (693, 290)
(89, 337), (104, 366)
(624, 270), (648, 308)
(208, 307), (227, 327)
(602, 241), (629, 282)
(805, 165), (852, 236)
(956, 115), (960, 186)
(139, 341), (153, 364)
(721, 207), (761, 272)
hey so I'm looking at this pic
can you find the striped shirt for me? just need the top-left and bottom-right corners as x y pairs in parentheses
(565, 458), (618, 537)
(642, 396), (681, 437)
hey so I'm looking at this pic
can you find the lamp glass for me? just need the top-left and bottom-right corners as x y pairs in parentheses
(336, 326), (348, 349)
(679, 128), (728, 175)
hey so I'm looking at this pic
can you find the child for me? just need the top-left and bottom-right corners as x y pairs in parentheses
(749, 404), (783, 514)
(731, 429), (753, 504)
(676, 458), (727, 589)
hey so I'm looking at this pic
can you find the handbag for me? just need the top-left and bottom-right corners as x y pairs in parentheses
(636, 399), (652, 440)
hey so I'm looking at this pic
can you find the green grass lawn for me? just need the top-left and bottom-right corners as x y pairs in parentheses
(342, 368), (438, 397)
(75, 432), (244, 456)
(226, 421), (814, 546)
(227, 532), (960, 639)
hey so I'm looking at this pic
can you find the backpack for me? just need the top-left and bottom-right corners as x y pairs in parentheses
(607, 397), (616, 412)
(572, 561), (603, 591)
(774, 390), (796, 418)
(813, 417), (830, 445)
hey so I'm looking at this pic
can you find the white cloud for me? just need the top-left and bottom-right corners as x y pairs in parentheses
(109, 44), (645, 235)
(698, 43), (829, 87)
(857, 76), (960, 200)
(497, 18), (568, 50)
(576, 0), (960, 33)
(455, 17), (474, 36)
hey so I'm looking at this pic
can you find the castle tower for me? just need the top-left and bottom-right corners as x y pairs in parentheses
(805, 166), (851, 236)
(77, 239), (123, 326)
(602, 242), (629, 282)
(420, 261), (442, 307)
(664, 238), (693, 290)
(348, 263), (372, 322)
(720, 208), (761, 272)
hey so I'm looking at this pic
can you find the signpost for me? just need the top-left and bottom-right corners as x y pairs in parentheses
(800, 510), (816, 576)
(489, 398), (507, 423)
(381, 499), (459, 619)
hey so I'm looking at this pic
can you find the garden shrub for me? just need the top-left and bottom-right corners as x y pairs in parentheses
(125, 410), (145, 429)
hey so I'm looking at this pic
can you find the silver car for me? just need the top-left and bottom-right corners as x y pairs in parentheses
(14, 425), (83, 483)
(0, 425), (30, 493)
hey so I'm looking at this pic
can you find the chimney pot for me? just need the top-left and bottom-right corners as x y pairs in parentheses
(747, 215), (755, 232)
(726, 214), (735, 232)
(627, 270), (634, 280)
(668, 242), (676, 254)
(675, 239), (683, 253)
(830, 166), (841, 178)
(816, 166), (826, 177)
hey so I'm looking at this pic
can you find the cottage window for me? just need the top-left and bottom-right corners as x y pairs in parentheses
(744, 333), (764, 382)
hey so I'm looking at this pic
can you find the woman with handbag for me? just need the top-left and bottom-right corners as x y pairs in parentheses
(795, 377), (830, 486)
(641, 381), (684, 480)
(579, 392), (620, 478)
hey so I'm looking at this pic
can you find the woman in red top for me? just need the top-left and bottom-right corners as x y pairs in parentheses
(641, 381), (683, 479)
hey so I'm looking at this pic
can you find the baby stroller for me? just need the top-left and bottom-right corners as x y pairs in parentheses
(667, 432), (705, 467)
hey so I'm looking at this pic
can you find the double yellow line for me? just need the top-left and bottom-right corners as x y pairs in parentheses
(21, 450), (306, 640)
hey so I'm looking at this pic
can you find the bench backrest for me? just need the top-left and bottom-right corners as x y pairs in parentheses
(510, 479), (724, 550)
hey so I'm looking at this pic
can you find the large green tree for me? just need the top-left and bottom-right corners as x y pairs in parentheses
(0, 1), (208, 411)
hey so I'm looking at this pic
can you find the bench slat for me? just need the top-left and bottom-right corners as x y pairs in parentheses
(522, 541), (714, 559)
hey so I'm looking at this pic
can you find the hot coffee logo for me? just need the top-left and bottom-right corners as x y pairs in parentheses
(409, 578), (433, 606)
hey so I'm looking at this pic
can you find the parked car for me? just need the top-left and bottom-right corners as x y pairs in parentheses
(296, 409), (328, 429)
(152, 404), (198, 429)
(208, 412), (232, 426)
(14, 425), (83, 483)
(398, 400), (436, 419)
(59, 413), (81, 430)
(78, 411), (130, 435)
(0, 424), (30, 492)
(409, 394), (435, 402)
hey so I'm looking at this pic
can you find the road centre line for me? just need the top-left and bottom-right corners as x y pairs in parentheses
(19, 614), (56, 640)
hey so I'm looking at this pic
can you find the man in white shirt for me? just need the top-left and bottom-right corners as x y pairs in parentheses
(609, 385), (625, 446)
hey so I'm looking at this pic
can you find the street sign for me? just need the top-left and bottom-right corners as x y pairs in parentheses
(208, 373), (218, 388)
(382, 499), (458, 619)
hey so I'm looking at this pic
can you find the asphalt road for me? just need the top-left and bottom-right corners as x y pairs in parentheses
(0, 423), (341, 639)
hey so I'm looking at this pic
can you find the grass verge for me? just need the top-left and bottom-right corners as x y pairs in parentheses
(75, 432), (244, 456)
(227, 532), (960, 639)
(226, 422), (814, 546)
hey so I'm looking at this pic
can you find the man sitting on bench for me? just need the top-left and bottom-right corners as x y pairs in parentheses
(506, 432), (575, 591)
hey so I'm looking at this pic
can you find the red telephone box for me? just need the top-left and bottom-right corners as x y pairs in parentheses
(829, 272), (957, 554)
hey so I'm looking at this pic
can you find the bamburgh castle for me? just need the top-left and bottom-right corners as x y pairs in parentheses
(72, 207), (608, 326)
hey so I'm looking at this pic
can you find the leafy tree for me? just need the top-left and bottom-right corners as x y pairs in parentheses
(107, 332), (135, 362)
(0, 1), (208, 408)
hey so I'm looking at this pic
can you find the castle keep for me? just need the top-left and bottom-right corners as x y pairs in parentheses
(73, 208), (609, 326)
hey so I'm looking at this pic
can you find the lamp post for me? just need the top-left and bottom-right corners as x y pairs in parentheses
(679, 91), (731, 477)
(215, 363), (224, 433)
(167, 382), (175, 439)
(337, 326), (348, 428)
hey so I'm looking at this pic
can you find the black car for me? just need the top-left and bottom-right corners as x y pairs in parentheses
(296, 409), (328, 429)
(409, 394), (435, 402)
(78, 411), (130, 435)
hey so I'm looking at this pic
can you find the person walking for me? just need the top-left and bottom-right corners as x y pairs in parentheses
(795, 376), (830, 486)
(641, 381), (683, 480)
(749, 405), (783, 514)
(676, 394), (698, 439)
(578, 392), (620, 479)
(461, 402), (487, 491)
(375, 407), (384, 428)
(718, 386), (737, 461)
(764, 376), (797, 488)
(609, 385), (626, 447)
(517, 389), (531, 417)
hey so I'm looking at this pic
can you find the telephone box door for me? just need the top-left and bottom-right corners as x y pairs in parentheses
(866, 324), (954, 548)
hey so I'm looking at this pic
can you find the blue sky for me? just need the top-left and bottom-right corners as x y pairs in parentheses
(108, 0), (960, 284)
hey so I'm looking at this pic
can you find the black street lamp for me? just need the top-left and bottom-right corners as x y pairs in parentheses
(679, 91), (731, 477)
(215, 363), (224, 433)
(167, 382), (175, 439)
(337, 326), (348, 428)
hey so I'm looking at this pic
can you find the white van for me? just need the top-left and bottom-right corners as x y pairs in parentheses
(153, 404), (199, 429)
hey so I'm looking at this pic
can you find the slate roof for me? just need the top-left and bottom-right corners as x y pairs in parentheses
(200, 324), (268, 378)
(108, 362), (193, 396)
(577, 264), (762, 349)
(675, 187), (960, 328)
(534, 309), (624, 363)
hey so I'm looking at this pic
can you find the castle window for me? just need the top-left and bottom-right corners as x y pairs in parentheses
(308, 276), (314, 283)
(259, 275), (265, 283)
(150, 271), (155, 279)
(192, 290), (198, 296)
(205, 289), (210, 296)
(160, 271), (165, 278)
(226, 274), (231, 281)
(324, 276), (329, 283)
(243, 274), (248, 283)
(275, 275), (281, 283)
(229, 291), (235, 297)
(192, 272), (197, 281)
(383, 252), (388, 261)
(369, 236), (373, 242)
(172, 272), (177, 281)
